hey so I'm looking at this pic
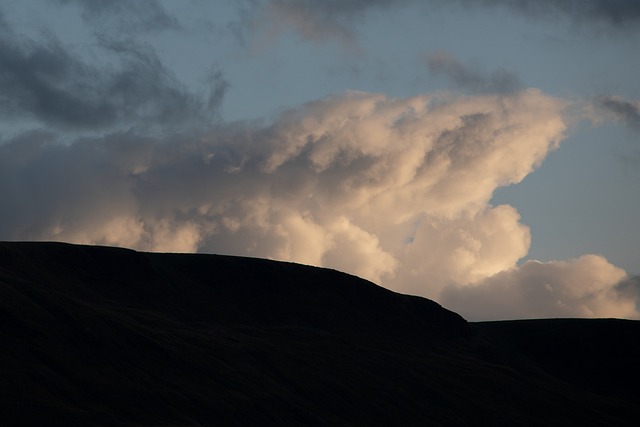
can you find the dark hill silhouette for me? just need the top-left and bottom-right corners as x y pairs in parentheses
(1, 241), (639, 426)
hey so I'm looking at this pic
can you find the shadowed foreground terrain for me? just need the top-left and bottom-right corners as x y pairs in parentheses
(1, 242), (639, 426)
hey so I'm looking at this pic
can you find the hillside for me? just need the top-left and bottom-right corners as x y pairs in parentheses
(1, 242), (639, 426)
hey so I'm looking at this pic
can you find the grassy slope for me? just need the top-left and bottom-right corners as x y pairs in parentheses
(1, 242), (639, 426)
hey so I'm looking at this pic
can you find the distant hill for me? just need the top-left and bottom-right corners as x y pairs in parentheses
(1, 241), (639, 426)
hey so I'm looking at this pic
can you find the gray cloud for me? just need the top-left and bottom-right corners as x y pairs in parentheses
(252, 0), (640, 44)
(250, 0), (412, 43)
(55, 0), (180, 33)
(615, 275), (640, 301)
(426, 51), (522, 94)
(470, 0), (640, 28)
(0, 25), (225, 132)
(595, 96), (640, 130)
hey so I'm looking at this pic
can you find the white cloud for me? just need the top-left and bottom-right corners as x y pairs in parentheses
(396, 204), (531, 299)
(2, 89), (637, 319)
(441, 255), (638, 321)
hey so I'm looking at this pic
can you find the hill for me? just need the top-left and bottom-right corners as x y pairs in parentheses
(1, 241), (639, 426)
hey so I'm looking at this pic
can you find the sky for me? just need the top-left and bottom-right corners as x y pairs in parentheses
(1, 0), (639, 321)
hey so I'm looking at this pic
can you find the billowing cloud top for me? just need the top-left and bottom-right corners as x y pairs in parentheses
(4, 87), (636, 319)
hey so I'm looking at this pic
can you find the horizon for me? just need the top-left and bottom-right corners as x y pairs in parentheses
(0, 0), (638, 321)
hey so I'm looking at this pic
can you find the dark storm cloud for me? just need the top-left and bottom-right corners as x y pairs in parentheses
(56, 0), (179, 33)
(426, 51), (522, 94)
(0, 25), (226, 131)
(596, 96), (640, 130)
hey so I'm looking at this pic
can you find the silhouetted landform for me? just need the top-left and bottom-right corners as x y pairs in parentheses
(1, 242), (639, 426)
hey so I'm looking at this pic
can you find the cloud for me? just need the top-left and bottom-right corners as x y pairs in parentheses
(0, 23), (225, 132)
(0, 89), (563, 281)
(0, 2), (637, 322)
(594, 96), (640, 130)
(469, 0), (640, 29)
(248, 0), (412, 44)
(441, 255), (639, 321)
(1, 87), (636, 319)
(426, 51), (522, 94)
(55, 0), (180, 33)
(249, 0), (640, 45)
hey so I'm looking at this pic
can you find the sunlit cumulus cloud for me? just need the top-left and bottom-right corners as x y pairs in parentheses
(5, 90), (563, 264)
(5, 85), (637, 319)
(442, 255), (639, 321)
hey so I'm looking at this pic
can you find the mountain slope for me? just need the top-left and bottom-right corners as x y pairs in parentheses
(1, 242), (639, 426)
(473, 318), (640, 404)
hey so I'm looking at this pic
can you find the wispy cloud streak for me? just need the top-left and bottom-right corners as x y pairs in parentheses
(426, 51), (522, 94)
(55, 0), (180, 33)
(595, 96), (640, 130)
